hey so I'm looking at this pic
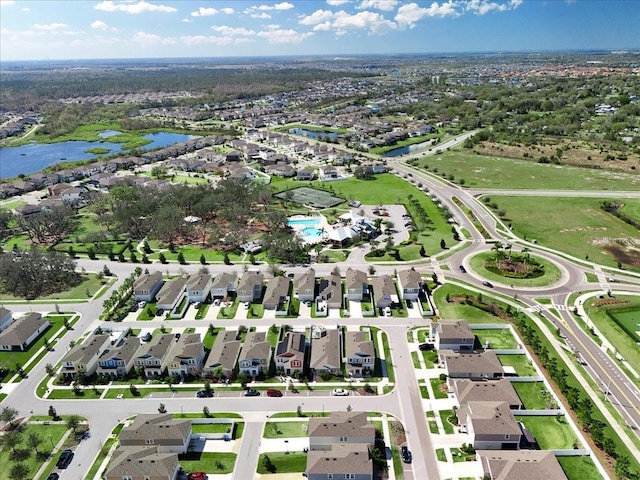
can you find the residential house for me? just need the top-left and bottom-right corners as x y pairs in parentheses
(97, 337), (143, 378)
(297, 168), (316, 181)
(397, 268), (423, 300)
(238, 331), (272, 378)
(0, 312), (51, 352)
(210, 272), (237, 299)
(308, 411), (376, 451)
(306, 443), (372, 480)
(317, 273), (342, 310)
(442, 351), (505, 380)
(202, 330), (241, 379)
(262, 276), (290, 311)
(345, 331), (375, 378)
(155, 277), (188, 315)
(236, 271), (264, 302)
(451, 379), (523, 410)
(265, 163), (296, 178)
(133, 272), (164, 302)
(319, 165), (339, 179)
(435, 320), (475, 351)
(293, 268), (316, 302)
(0, 307), (13, 333)
(119, 413), (191, 453)
(135, 334), (175, 377)
(60, 333), (111, 378)
(275, 331), (306, 376)
(371, 274), (397, 309)
(458, 401), (521, 450)
(166, 333), (205, 378)
(478, 449), (568, 480)
(186, 272), (212, 304)
(13, 204), (42, 217)
(104, 445), (180, 480)
(345, 268), (368, 301)
(309, 328), (341, 378)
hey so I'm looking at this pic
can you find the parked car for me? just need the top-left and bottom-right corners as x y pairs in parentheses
(406, 300), (413, 308)
(188, 473), (208, 480)
(138, 301), (146, 308)
(401, 445), (412, 463)
(46, 474), (59, 480)
(244, 388), (260, 397)
(193, 302), (201, 309)
(56, 449), (74, 469)
(141, 332), (152, 342)
(459, 265), (466, 273)
(196, 390), (213, 398)
(332, 388), (349, 396)
(244, 302), (251, 310)
(482, 281), (494, 288)
(213, 299), (221, 306)
(266, 389), (283, 397)
(419, 343), (434, 351)
(129, 303), (138, 312)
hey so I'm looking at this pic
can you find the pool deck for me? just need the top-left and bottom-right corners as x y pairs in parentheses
(288, 214), (332, 243)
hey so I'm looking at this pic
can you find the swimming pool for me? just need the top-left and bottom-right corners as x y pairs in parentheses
(288, 217), (321, 227)
(288, 217), (324, 242)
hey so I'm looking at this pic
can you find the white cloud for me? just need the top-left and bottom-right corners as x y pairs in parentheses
(246, 2), (294, 13)
(91, 20), (110, 30)
(250, 12), (271, 19)
(465, 0), (522, 15)
(273, 2), (294, 10)
(0, 0), (16, 7)
(299, 9), (335, 26)
(357, 0), (398, 11)
(191, 7), (218, 17)
(182, 18), (192, 22)
(332, 10), (397, 35)
(395, 1), (460, 28)
(131, 31), (176, 45)
(95, 1), (177, 14)
(257, 25), (313, 44)
(220, 8), (235, 14)
(326, 0), (349, 5)
(211, 26), (255, 36)
(34, 23), (69, 31)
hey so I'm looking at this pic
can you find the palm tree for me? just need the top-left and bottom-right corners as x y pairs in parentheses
(491, 242), (503, 265)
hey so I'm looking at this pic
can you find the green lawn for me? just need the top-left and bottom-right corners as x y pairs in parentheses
(415, 151), (640, 191)
(422, 350), (438, 368)
(435, 448), (447, 462)
(178, 452), (236, 474)
(439, 409), (457, 434)
(172, 174), (211, 185)
(558, 455), (602, 480)
(47, 387), (104, 399)
(411, 351), (421, 369)
(256, 452), (307, 474)
(433, 284), (509, 324)
(473, 328), (518, 350)
(191, 423), (234, 434)
(469, 252), (563, 287)
(263, 421), (309, 438)
(515, 415), (576, 449)
(430, 378), (449, 399)
(498, 354), (537, 376)
(512, 382), (553, 410)
(218, 299), (240, 319)
(420, 385), (430, 399)
(0, 273), (105, 302)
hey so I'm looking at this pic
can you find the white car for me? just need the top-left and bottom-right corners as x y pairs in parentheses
(244, 302), (251, 309)
(213, 299), (221, 306)
(332, 388), (349, 396)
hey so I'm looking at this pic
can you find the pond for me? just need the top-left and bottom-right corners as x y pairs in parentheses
(383, 138), (436, 157)
(288, 128), (338, 141)
(0, 131), (198, 179)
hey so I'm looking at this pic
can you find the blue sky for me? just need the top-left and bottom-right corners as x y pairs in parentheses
(1, 0), (638, 61)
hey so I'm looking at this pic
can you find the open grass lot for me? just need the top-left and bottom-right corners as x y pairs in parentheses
(608, 308), (640, 343)
(172, 174), (211, 185)
(0, 273), (106, 302)
(558, 455), (603, 480)
(491, 196), (640, 270)
(256, 452), (307, 474)
(263, 421), (309, 438)
(618, 199), (640, 223)
(514, 415), (575, 449)
(497, 354), (537, 376)
(433, 284), (508, 324)
(0, 423), (68, 480)
(473, 328), (518, 350)
(414, 151), (640, 190)
(178, 452), (236, 475)
(512, 382), (551, 410)
(469, 252), (562, 287)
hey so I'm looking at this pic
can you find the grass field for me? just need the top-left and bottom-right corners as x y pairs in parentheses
(263, 421), (309, 438)
(414, 151), (640, 190)
(514, 415), (576, 449)
(490, 196), (640, 270)
(256, 452), (307, 474)
(497, 354), (537, 376)
(432, 284), (509, 324)
(608, 309), (640, 342)
(512, 382), (551, 410)
(618, 199), (640, 223)
(473, 328), (518, 349)
(178, 452), (236, 474)
(439, 409), (457, 434)
(558, 455), (603, 480)
(0, 273), (105, 302)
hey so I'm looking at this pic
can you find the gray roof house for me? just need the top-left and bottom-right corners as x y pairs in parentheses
(397, 268), (423, 300)
(451, 379), (523, 410)
(202, 330), (241, 379)
(458, 401), (521, 450)
(371, 274), (397, 309)
(317, 273), (343, 310)
(238, 331), (272, 378)
(133, 271), (164, 302)
(236, 271), (264, 302)
(345, 268), (368, 301)
(211, 272), (237, 298)
(310, 328), (341, 378)
(435, 320), (475, 351)
(275, 331), (306, 375)
(97, 337), (143, 378)
(0, 312), (50, 352)
(293, 268), (316, 302)
(186, 272), (212, 304)
(308, 411), (376, 451)
(442, 351), (505, 380)
(135, 334), (176, 378)
(345, 331), (375, 378)
(263, 276), (290, 311)
(166, 333), (205, 378)
(0, 307), (13, 333)
(105, 445), (180, 480)
(60, 333), (111, 378)
(119, 413), (191, 454)
(306, 443), (372, 480)
(478, 449), (568, 480)
(156, 277), (188, 314)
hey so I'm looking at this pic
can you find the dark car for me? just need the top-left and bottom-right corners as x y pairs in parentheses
(401, 445), (412, 463)
(244, 388), (260, 397)
(46, 474), (60, 480)
(56, 449), (74, 469)
(266, 389), (283, 397)
(196, 390), (214, 398)
(419, 343), (434, 351)
(482, 281), (494, 288)
(459, 265), (466, 273)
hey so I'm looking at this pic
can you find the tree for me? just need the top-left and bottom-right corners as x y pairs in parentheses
(615, 455), (630, 479)
(177, 252), (186, 265)
(199, 253), (206, 265)
(1, 429), (22, 454)
(158, 403), (167, 413)
(419, 245), (426, 257)
(0, 407), (18, 427)
(27, 431), (42, 454)
(48, 405), (58, 420)
(66, 414), (81, 434)
(223, 252), (231, 265)
(9, 462), (29, 480)
(263, 454), (276, 473)
(45, 363), (55, 376)
(158, 252), (167, 264)
(203, 406), (211, 418)
(440, 238), (446, 249)
(129, 384), (139, 396)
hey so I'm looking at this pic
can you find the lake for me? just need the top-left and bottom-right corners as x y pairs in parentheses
(383, 138), (436, 157)
(0, 131), (197, 179)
